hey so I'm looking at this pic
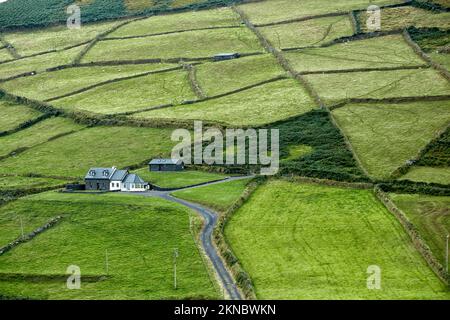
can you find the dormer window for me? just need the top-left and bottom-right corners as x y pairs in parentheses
(89, 170), (96, 176)
(103, 170), (109, 177)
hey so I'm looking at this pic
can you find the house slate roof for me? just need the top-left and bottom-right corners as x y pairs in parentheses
(149, 159), (183, 165)
(85, 167), (116, 180)
(123, 174), (147, 185)
(110, 169), (128, 181)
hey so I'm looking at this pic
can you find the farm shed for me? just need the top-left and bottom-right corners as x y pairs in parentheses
(149, 159), (185, 172)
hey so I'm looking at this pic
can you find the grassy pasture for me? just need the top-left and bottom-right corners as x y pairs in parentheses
(3, 20), (122, 57)
(132, 79), (316, 126)
(225, 179), (450, 299)
(52, 69), (196, 114)
(195, 54), (285, 96)
(0, 192), (217, 299)
(359, 6), (450, 32)
(172, 178), (251, 212)
(0, 46), (86, 80)
(82, 28), (262, 62)
(110, 7), (241, 38)
(390, 193), (450, 265)
(306, 68), (450, 105)
(0, 100), (42, 132)
(0, 176), (68, 192)
(238, 0), (404, 25)
(0, 49), (13, 62)
(0, 125), (177, 178)
(430, 53), (450, 71)
(400, 166), (450, 185)
(133, 169), (228, 188)
(0, 117), (84, 158)
(332, 101), (450, 179)
(1, 63), (176, 101)
(285, 35), (424, 72)
(259, 15), (353, 49)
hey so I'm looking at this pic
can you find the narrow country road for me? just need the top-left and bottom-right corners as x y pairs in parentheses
(124, 175), (253, 300)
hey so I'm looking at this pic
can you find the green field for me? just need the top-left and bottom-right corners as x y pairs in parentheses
(225, 180), (449, 299)
(285, 35), (424, 73)
(0, 117), (84, 158)
(52, 69), (196, 114)
(0, 49), (13, 62)
(83, 28), (262, 62)
(0, 100), (42, 132)
(172, 178), (251, 211)
(3, 20), (122, 57)
(0, 125), (177, 178)
(400, 166), (450, 185)
(0, 46), (85, 80)
(0, 192), (217, 299)
(238, 0), (403, 25)
(1, 63), (176, 101)
(110, 7), (241, 38)
(358, 6), (450, 32)
(259, 15), (353, 49)
(390, 193), (450, 265)
(132, 79), (316, 126)
(332, 101), (450, 179)
(133, 169), (228, 188)
(195, 54), (285, 96)
(430, 52), (450, 71)
(0, 176), (69, 192)
(306, 68), (450, 105)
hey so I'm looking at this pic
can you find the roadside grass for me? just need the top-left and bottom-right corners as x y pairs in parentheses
(110, 7), (241, 38)
(306, 68), (450, 105)
(259, 15), (353, 49)
(285, 35), (424, 72)
(225, 179), (450, 299)
(0, 100), (42, 132)
(172, 178), (251, 212)
(238, 0), (404, 25)
(133, 169), (229, 188)
(332, 101), (450, 180)
(390, 193), (450, 265)
(195, 54), (285, 96)
(0, 125), (177, 178)
(0, 63), (176, 101)
(0, 192), (218, 299)
(0, 175), (68, 192)
(83, 28), (263, 62)
(132, 79), (316, 126)
(52, 69), (196, 114)
(359, 6), (450, 32)
(0, 45), (87, 80)
(0, 117), (84, 158)
(0, 49), (13, 62)
(400, 166), (450, 185)
(3, 20), (123, 56)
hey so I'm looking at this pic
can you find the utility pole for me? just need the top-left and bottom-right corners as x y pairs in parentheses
(174, 248), (179, 290)
(105, 249), (109, 275)
(446, 234), (449, 274)
(20, 216), (24, 238)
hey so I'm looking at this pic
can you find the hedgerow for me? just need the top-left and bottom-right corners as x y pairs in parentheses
(417, 128), (450, 166)
(408, 27), (450, 52)
(0, 0), (243, 31)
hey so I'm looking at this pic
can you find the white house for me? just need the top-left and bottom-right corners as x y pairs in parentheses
(121, 174), (148, 192)
(109, 167), (128, 191)
(84, 166), (149, 192)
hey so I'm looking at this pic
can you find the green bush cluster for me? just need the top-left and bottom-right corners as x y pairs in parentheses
(417, 129), (450, 166)
(377, 180), (450, 196)
(411, 0), (450, 12)
(408, 27), (450, 52)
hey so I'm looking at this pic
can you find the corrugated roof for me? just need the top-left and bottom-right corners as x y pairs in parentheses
(148, 159), (183, 165)
(123, 174), (146, 184)
(110, 169), (128, 181)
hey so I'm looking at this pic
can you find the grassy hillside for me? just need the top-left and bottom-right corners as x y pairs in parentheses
(0, 192), (217, 299)
(225, 180), (450, 299)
